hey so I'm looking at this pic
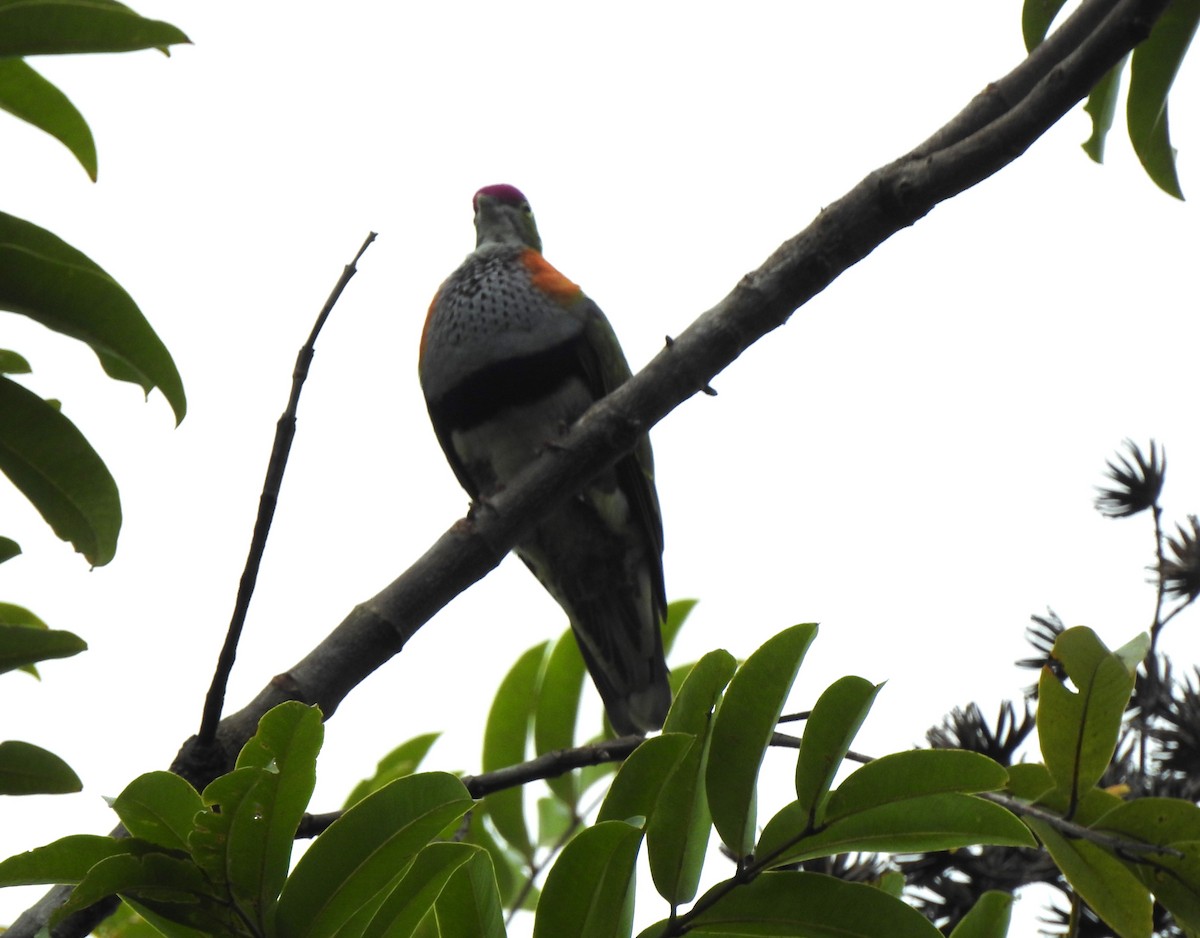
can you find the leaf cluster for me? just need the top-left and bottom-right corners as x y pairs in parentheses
(0, 0), (188, 809)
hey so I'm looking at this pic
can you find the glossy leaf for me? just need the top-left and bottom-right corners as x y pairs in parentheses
(216, 702), (322, 927)
(1030, 818), (1152, 938)
(649, 651), (735, 905)
(55, 852), (216, 929)
(0, 739), (81, 794)
(532, 820), (642, 938)
(1082, 57), (1128, 163)
(482, 640), (548, 861)
(360, 842), (479, 938)
(758, 793), (1033, 867)
(535, 629), (586, 807)
(0, 620), (86, 674)
(1021, 0), (1070, 50)
(794, 675), (880, 827)
(0, 833), (131, 885)
(948, 890), (1013, 938)
(826, 749), (1008, 820)
(685, 870), (941, 937)
(0, 213), (186, 423)
(1038, 627), (1135, 807)
(0, 58), (96, 178)
(0, 2), (190, 55)
(0, 374), (121, 564)
(598, 733), (693, 824)
(111, 772), (202, 853)
(431, 847), (506, 938)
(343, 732), (441, 809)
(1127, 0), (1198, 198)
(275, 772), (473, 938)
(460, 809), (521, 906)
(707, 624), (817, 858)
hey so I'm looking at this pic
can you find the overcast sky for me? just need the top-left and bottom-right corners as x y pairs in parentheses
(1, 3), (1197, 932)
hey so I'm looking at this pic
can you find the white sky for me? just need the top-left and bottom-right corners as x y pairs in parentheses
(1, 2), (1197, 934)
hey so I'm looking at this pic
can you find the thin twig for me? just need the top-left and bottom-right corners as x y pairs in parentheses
(196, 233), (377, 747)
(295, 734), (641, 838)
(979, 791), (1184, 860)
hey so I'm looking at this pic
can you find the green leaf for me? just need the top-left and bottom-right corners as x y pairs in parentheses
(0, 348), (31, 374)
(948, 890), (1013, 938)
(0, 2), (190, 55)
(95, 899), (191, 938)
(1095, 799), (1200, 931)
(1129, 840), (1200, 933)
(662, 649), (735, 737)
(706, 624), (817, 859)
(1095, 797), (1200, 845)
(460, 809), (522, 907)
(0, 213), (186, 423)
(1021, 0), (1070, 51)
(0, 620), (86, 674)
(1030, 818), (1152, 938)
(794, 676), (881, 827)
(344, 732), (441, 809)
(0, 833), (130, 885)
(535, 629), (586, 807)
(431, 847), (506, 938)
(0, 374), (121, 564)
(1127, 0), (1199, 198)
(537, 794), (575, 847)
(482, 640), (549, 861)
(111, 772), (203, 853)
(1005, 762), (1055, 802)
(0, 739), (81, 794)
(55, 852), (216, 928)
(598, 733), (693, 825)
(1082, 57), (1129, 163)
(532, 820), (642, 938)
(0, 59), (96, 178)
(1037, 627), (1135, 809)
(360, 842), (480, 938)
(193, 703), (322, 931)
(649, 651), (735, 906)
(685, 870), (942, 936)
(275, 772), (473, 938)
(0, 536), (19, 564)
(826, 749), (1009, 820)
(758, 793), (1034, 867)
(661, 598), (698, 656)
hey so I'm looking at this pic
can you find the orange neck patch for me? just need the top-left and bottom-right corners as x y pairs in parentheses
(521, 249), (582, 304)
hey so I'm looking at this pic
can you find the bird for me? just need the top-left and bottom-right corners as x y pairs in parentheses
(419, 184), (670, 735)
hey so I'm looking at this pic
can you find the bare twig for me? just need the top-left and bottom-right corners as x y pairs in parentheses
(295, 735), (641, 838)
(196, 233), (377, 748)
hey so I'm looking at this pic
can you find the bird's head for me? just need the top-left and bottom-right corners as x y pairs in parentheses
(473, 184), (542, 252)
